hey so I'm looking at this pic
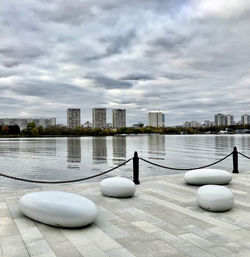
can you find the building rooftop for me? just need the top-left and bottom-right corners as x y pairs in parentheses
(0, 173), (250, 256)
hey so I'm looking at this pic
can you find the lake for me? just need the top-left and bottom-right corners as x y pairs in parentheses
(0, 134), (250, 190)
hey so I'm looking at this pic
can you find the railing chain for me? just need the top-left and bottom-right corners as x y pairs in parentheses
(139, 152), (233, 171)
(2, 147), (250, 185)
(0, 158), (132, 184)
(239, 152), (250, 160)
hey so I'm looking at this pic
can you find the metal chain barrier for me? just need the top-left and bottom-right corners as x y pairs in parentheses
(0, 158), (132, 184)
(238, 152), (250, 160)
(139, 152), (233, 171)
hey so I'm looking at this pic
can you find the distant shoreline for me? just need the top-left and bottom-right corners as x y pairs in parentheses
(0, 133), (250, 138)
(1, 123), (250, 137)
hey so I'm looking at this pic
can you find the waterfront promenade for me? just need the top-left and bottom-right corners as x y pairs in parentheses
(0, 173), (250, 257)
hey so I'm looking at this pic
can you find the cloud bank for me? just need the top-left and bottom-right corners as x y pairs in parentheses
(0, 0), (250, 125)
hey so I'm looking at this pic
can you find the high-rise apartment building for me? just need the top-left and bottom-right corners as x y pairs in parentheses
(67, 108), (81, 129)
(214, 113), (227, 126)
(241, 114), (250, 125)
(148, 112), (165, 127)
(214, 113), (234, 126)
(226, 114), (234, 126)
(92, 108), (106, 128)
(112, 109), (126, 128)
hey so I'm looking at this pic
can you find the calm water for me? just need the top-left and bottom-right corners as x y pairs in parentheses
(0, 135), (250, 190)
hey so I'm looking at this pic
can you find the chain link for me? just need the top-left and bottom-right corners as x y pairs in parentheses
(238, 152), (250, 160)
(139, 152), (233, 171)
(0, 158), (132, 184)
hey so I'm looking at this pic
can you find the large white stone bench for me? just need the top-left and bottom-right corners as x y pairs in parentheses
(100, 177), (136, 198)
(197, 185), (234, 212)
(19, 191), (98, 228)
(184, 168), (232, 186)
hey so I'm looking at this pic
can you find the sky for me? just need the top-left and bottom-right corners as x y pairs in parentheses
(0, 0), (250, 126)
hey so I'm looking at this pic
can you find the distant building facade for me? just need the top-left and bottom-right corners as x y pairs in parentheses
(226, 114), (234, 126)
(67, 108), (81, 129)
(0, 118), (56, 130)
(92, 108), (106, 128)
(241, 114), (250, 125)
(148, 112), (165, 127)
(183, 121), (201, 128)
(214, 113), (227, 126)
(214, 113), (234, 126)
(112, 109), (126, 128)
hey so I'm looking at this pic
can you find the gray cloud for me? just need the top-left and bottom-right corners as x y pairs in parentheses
(85, 74), (133, 89)
(12, 80), (89, 98)
(162, 73), (195, 80)
(120, 74), (154, 81)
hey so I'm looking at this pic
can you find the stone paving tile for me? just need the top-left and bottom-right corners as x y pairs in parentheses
(62, 228), (94, 247)
(106, 247), (136, 257)
(25, 238), (55, 256)
(83, 225), (122, 252)
(207, 246), (235, 257)
(46, 240), (82, 257)
(177, 244), (216, 257)
(33, 254), (56, 257)
(0, 234), (29, 257)
(0, 173), (250, 256)
(77, 244), (109, 257)
(94, 218), (129, 239)
(179, 233), (214, 249)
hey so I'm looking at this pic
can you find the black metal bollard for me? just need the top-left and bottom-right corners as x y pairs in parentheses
(232, 146), (239, 173)
(133, 151), (140, 184)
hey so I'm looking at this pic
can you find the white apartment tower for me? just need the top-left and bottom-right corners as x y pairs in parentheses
(92, 108), (106, 128)
(112, 109), (126, 128)
(226, 114), (234, 126)
(214, 113), (227, 126)
(67, 108), (81, 129)
(241, 114), (250, 125)
(148, 112), (165, 127)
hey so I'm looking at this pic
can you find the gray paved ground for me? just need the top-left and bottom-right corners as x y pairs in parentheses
(0, 173), (250, 257)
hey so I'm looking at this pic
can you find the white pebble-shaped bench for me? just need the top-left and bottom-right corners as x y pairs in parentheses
(100, 177), (136, 198)
(197, 185), (234, 212)
(19, 191), (98, 228)
(184, 169), (232, 186)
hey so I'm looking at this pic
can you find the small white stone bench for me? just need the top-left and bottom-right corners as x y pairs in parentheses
(19, 191), (98, 228)
(100, 177), (136, 198)
(197, 185), (234, 212)
(184, 168), (232, 186)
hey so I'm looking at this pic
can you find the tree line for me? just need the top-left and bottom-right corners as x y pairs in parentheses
(1, 122), (250, 137)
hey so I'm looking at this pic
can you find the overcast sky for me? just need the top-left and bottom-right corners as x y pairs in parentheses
(0, 0), (250, 126)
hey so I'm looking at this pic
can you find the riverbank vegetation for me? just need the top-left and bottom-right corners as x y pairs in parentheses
(1, 122), (250, 137)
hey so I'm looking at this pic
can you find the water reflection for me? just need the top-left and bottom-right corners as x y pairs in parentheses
(214, 136), (235, 152)
(92, 137), (107, 162)
(240, 136), (250, 151)
(112, 136), (126, 164)
(67, 138), (81, 168)
(0, 138), (56, 156)
(148, 134), (165, 159)
(2, 135), (250, 191)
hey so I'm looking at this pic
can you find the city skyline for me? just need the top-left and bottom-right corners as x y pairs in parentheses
(1, 110), (250, 128)
(0, 1), (250, 126)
